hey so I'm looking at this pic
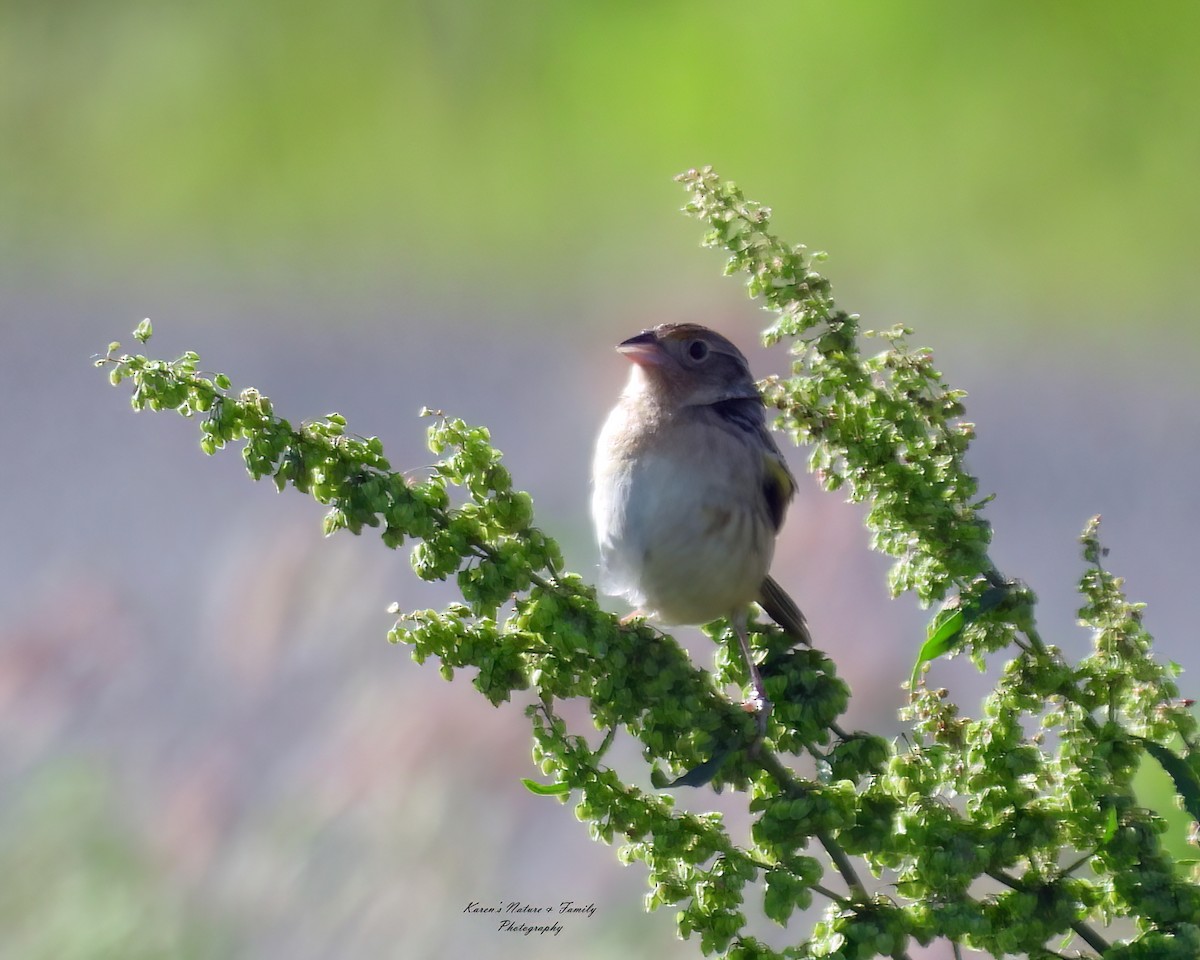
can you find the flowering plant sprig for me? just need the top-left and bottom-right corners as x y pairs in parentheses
(96, 171), (1199, 959)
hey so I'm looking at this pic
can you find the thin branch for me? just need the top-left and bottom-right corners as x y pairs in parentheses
(1070, 921), (1110, 954)
(986, 869), (1110, 956)
(816, 829), (868, 900)
(1058, 850), (1097, 879)
(754, 751), (911, 960)
(754, 752), (869, 896)
(745, 851), (851, 907)
(810, 881), (849, 905)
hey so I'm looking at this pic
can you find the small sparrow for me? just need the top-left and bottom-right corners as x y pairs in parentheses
(591, 323), (811, 730)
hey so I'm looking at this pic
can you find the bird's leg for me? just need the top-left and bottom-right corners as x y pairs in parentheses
(732, 610), (771, 741)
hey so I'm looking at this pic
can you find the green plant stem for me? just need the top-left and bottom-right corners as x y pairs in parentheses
(810, 882), (849, 905)
(814, 829), (867, 900)
(99, 168), (1200, 957)
(986, 869), (1110, 956)
(754, 750), (915, 960)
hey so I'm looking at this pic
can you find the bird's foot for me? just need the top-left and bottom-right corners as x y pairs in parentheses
(740, 693), (773, 747)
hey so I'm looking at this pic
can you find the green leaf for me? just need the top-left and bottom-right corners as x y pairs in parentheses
(909, 583), (1011, 688)
(910, 607), (964, 689)
(666, 744), (735, 789)
(1101, 803), (1119, 842)
(133, 318), (153, 343)
(1135, 737), (1200, 823)
(521, 778), (571, 797)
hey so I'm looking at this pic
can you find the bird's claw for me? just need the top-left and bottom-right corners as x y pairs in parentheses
(740, 693), (773, 744)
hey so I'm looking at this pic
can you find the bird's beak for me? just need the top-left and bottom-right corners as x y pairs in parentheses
(616, 330), (666, 367)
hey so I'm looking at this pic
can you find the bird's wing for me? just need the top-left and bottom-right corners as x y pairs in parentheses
(709, 397), (796, 532)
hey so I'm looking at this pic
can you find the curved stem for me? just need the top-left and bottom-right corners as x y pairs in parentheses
(987, 869), (1110, 956)
(816, 829), (867, 900)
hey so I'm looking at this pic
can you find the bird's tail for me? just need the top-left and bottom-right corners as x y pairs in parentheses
(757, 575), (813, 646)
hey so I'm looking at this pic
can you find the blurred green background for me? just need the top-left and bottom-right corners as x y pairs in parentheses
(6, 1), (1200, 324)
(2, 3), (1198, 958)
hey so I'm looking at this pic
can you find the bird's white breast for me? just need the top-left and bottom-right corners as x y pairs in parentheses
(591, 397), (772, 625)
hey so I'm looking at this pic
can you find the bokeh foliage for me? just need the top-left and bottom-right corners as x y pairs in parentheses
(7, 2), (1200, 327)
(0, 764), (228, 960)
(97, 171), (1200, 958)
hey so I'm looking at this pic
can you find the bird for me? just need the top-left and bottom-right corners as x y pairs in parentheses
(591, 322), (811, 732)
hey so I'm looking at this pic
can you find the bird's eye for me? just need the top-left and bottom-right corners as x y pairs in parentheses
(687, 339), (710, 362)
